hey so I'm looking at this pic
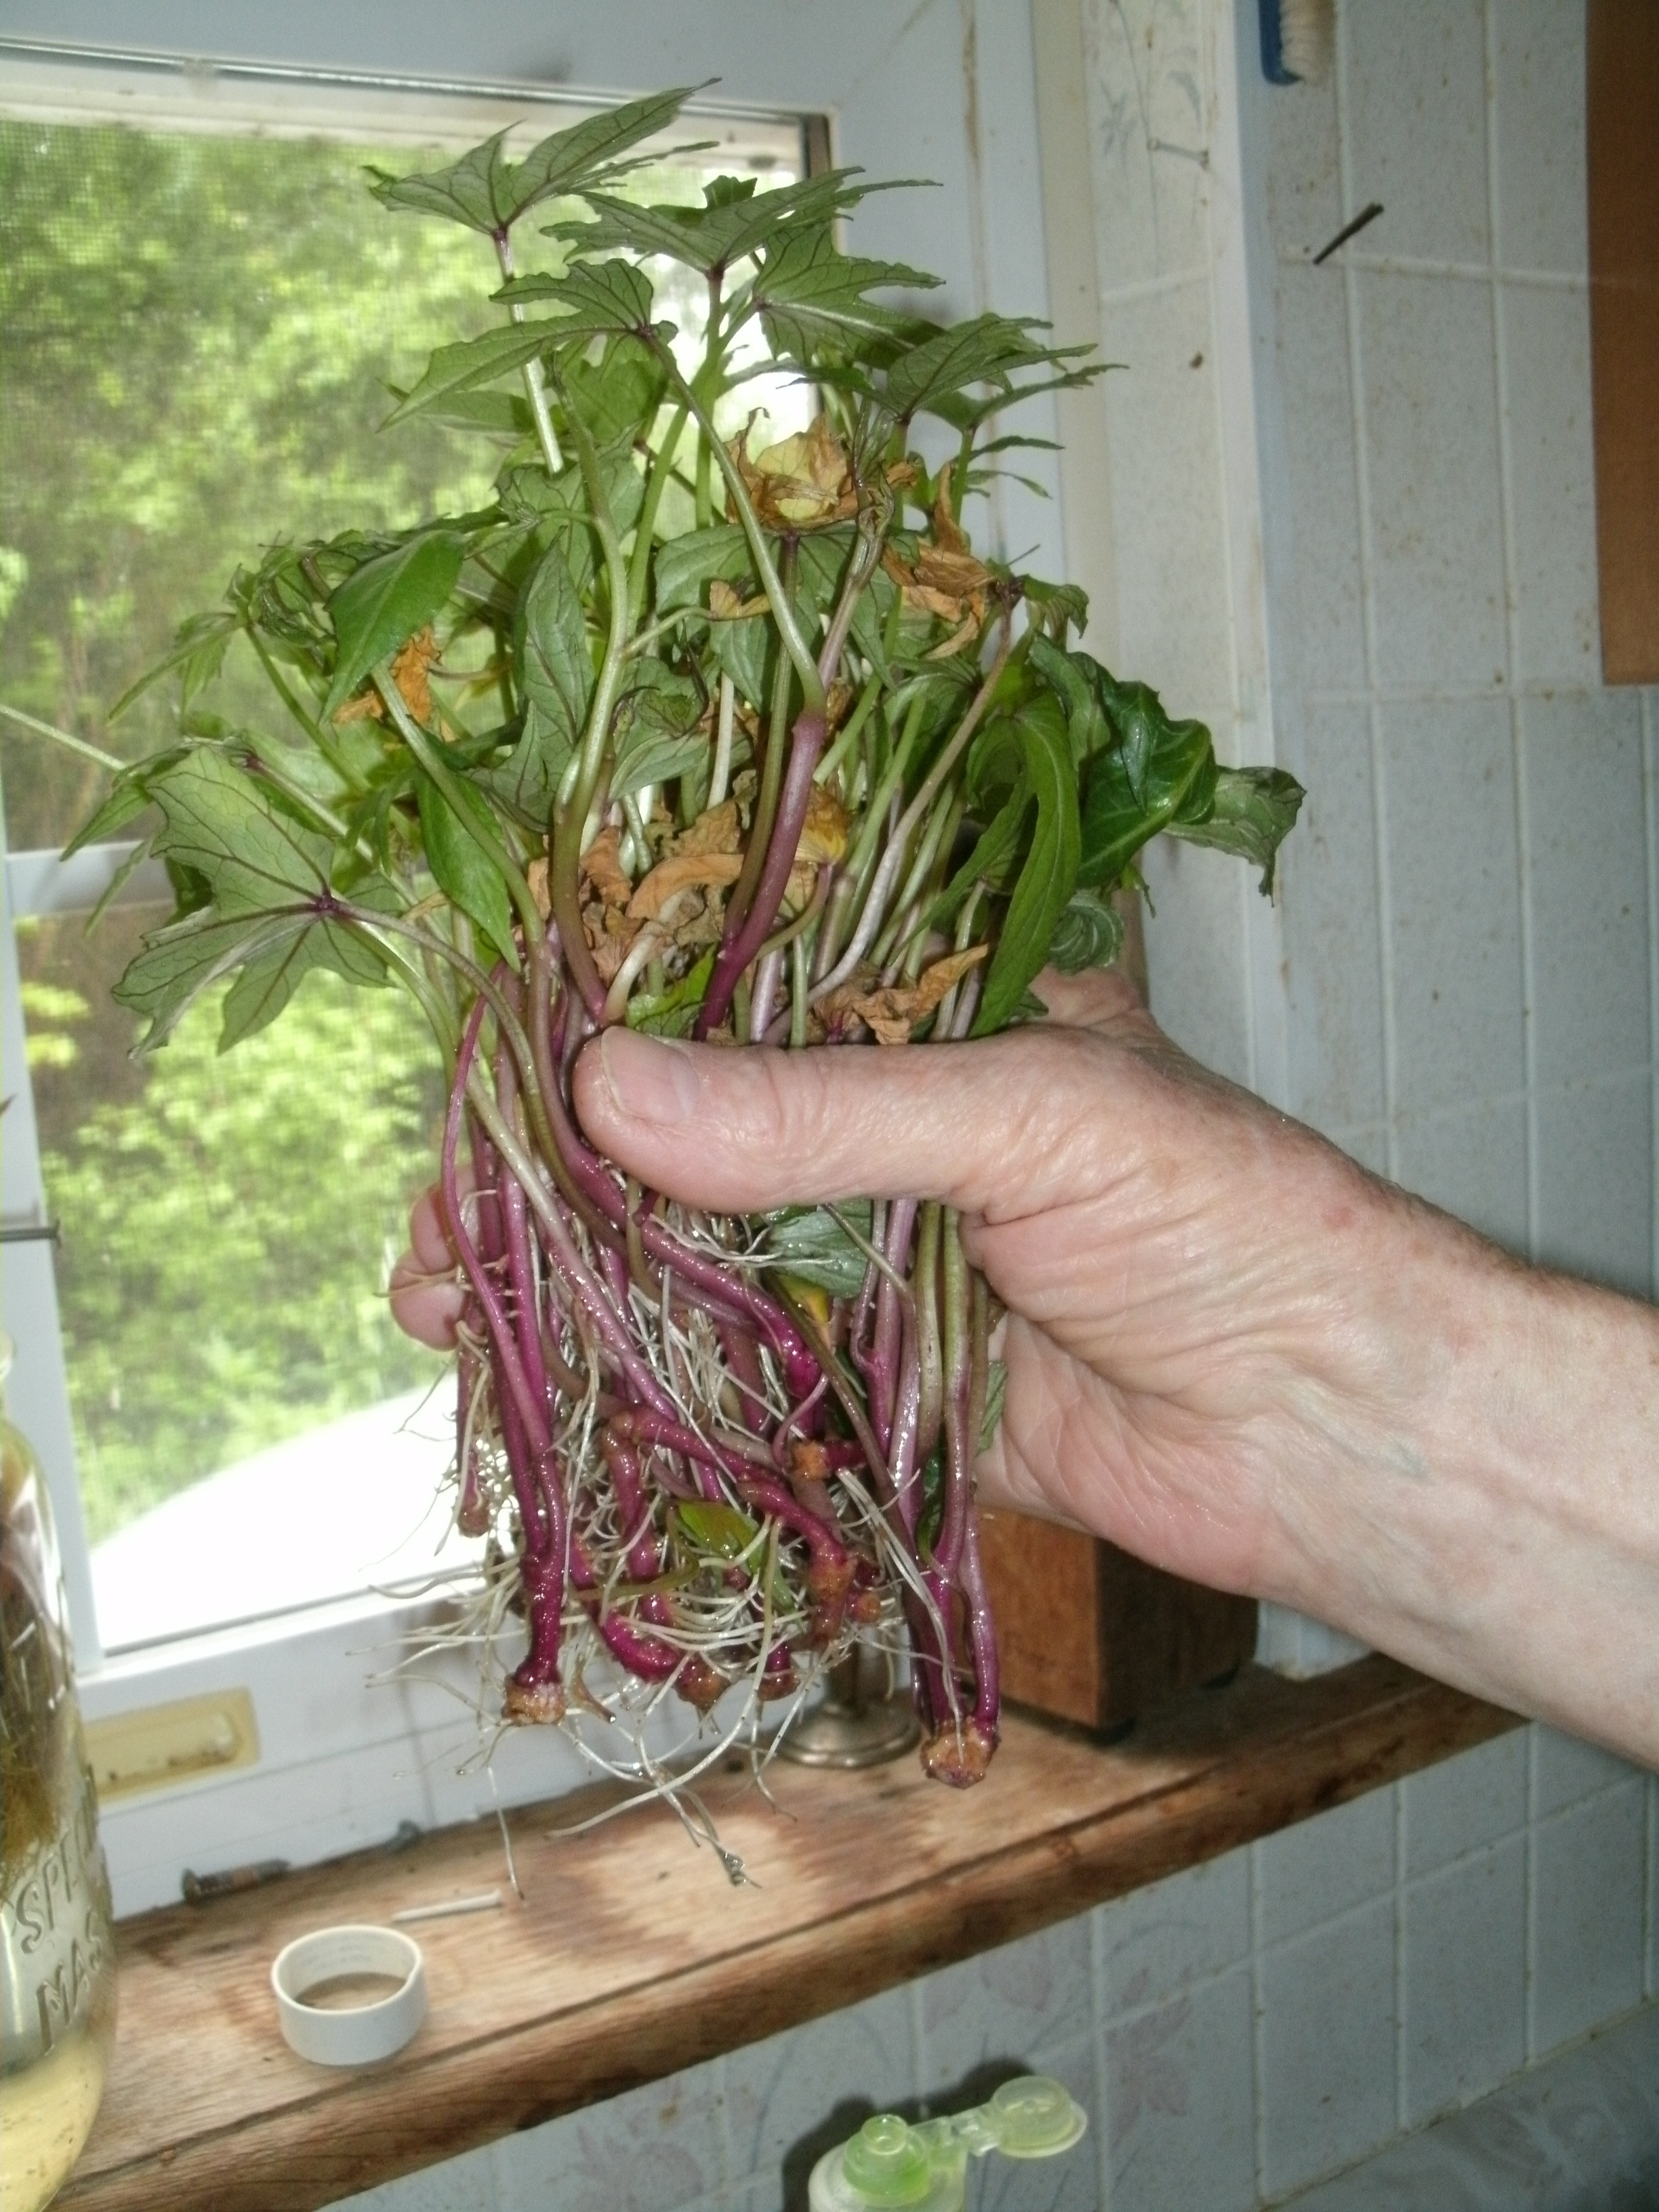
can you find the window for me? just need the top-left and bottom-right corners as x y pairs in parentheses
(0, 15), (1061, 1914)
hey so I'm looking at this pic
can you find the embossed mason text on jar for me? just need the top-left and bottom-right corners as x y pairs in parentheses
(2, 1336), (117, 2212)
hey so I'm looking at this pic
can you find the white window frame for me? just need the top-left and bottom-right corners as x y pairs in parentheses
(0, 3), (1065, 1918)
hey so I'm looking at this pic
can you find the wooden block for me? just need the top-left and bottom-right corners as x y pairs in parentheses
(978, 1507), (1257, 1734)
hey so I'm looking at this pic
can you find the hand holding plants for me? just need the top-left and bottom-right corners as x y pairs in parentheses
(548, 963), (1659, 1771)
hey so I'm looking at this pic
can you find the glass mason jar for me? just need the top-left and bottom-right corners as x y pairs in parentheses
(1, 1339), (117, 2212)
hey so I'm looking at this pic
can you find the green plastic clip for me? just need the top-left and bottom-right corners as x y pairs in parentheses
(807, 2075), (1088, 2212)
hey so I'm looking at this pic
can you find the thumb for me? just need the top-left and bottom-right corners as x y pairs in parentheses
(572, 1022), (1107, 1219)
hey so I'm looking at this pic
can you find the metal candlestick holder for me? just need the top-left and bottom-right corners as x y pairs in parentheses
(778, 1640), (920, 1768)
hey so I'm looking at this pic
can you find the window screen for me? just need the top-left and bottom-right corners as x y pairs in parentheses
(1, 79), (809, 1650)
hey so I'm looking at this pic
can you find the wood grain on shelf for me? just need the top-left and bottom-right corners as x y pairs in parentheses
(60, 1656), (1516, 2212)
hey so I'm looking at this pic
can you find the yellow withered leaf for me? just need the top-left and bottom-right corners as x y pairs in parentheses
(915, 545), (993, 600)
(333, 625), (442, 726)
(821, 945), (987, 1045)
(796, 784), (850, 866)
(675, 798), (743, 858)
(731, 413), (858, 532)
(627, 850), (743, 922)
(708, 577), (769, 621)
(579, 824), (632, 914)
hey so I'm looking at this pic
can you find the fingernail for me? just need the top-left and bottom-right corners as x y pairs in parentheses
(596, 1027), (701, 1126)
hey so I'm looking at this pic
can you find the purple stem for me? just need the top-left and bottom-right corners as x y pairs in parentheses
(959, 1518), (1001, 1740)
(611, 1407), (764, 1496)
(934, 1366), (974, 1582)
(528, 935), (626, 1251)
(889, 1297), (922, 1532)
(695, 707), (827, 1040)
(903, 1586), (947, 1738)
(596, 1238), (634, 1327)
(726, 1467), (848, 1586)
(716, 1320), (770, 1434)
(511, 1540), (566, 1697)
(601, 1431), (668, 1581)
(494, 1033), (553, 1422)
(933, 1225), (974, 1582)
(760, 1641), (799, 1698)
(558, 1515), (684, 1681)
(771, 1373), (829, 1465)
(515, 1167), (676, 1415)
(455, 1345), (489, 1536)
(536, 960), (820, 1395)
(876, 1199), (919, 1521)
(748, 945), (785, 1041)
(443, 1002), (553, 1479)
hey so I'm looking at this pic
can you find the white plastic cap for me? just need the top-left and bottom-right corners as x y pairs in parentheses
(271, 1923), (427, 2067)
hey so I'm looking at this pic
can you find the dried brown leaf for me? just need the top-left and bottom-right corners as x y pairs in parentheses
(674, 799), (743, 857)
(915, 546), (991, 600)
(708, 577), (769, 621)
(729, 412), (859, 531)
(579, 825), (632, 912)
(925, 610), (984, 661)
(824, 945), (987, 1045)
(796, 784), (851, 865)
(390, 627), (442, 725)
(333, 626), (442, 726)
(627, 849), (743, 922)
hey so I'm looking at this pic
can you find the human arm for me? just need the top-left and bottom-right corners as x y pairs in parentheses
(546, 968), (1659, 1771)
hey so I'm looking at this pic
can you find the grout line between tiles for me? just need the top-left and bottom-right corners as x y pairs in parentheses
(1096, 261), (1213, 308)
(1404, 1824), (1533, 1892)
(1090, 1906), (1113, 2211)
(1101, 1945), (1261, 2033)
(1249, 1838), (1267, 2204)
(1647, 1774), (1658, 2003)
(1319, 1059), (1658, 1158)
(1393, 1786), (1408, 2132)
(714, 2052), (733, 2204)
(1525, 1723), (1540, 2063)
(1483, 0), (1538, 1265)
(1277, 246), (1585, 291)
(1197, 4), (1271, 1122)
(1330, 16), (1397, 1187)
(1305, 679), (1611, 707)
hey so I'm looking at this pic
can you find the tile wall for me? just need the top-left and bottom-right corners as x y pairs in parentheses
(1085, 0), (1659, 1673)
(333, 1727), (1657, 2211)
(1085, 0), (1659, 1292)
(1251, 0), (1659, 1300)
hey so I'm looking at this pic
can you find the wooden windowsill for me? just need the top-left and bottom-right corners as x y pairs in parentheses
(62, 1655), (1516, 2212)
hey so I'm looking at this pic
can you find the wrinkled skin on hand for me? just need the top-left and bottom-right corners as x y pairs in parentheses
(568, 968), (1438, 1610)
(394, 967), (1659, 1769)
